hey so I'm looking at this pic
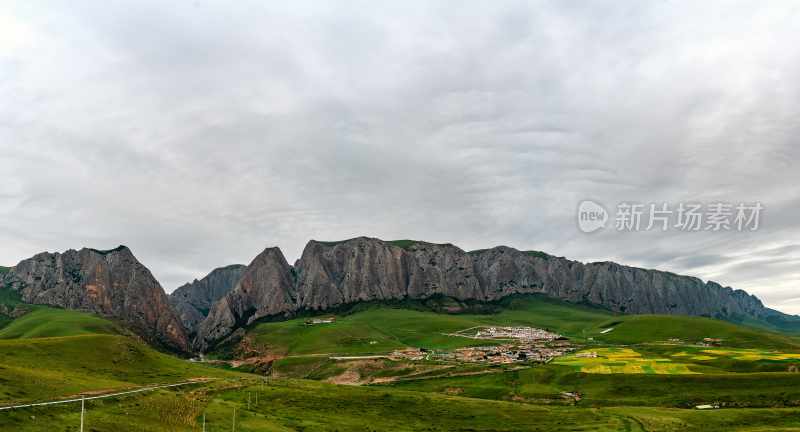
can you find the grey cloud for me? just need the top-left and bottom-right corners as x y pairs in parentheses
(2, 1), (799, 313)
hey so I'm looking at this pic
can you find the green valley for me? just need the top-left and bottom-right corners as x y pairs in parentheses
(5, 293), (800, 431)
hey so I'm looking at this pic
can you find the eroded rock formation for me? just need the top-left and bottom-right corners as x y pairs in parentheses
(194, 237), (775, 351)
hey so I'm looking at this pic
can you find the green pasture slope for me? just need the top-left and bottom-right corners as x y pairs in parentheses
(387, 362), (800, 407)
(6, 377), (800, 431)
(590, 314), (800, 349)
(245, 295), (615, 357)
(4, 281), (800, 431)
(0, 290), (243, 405)
(243, 294), (800, 358)
(0, 306), (122, 339)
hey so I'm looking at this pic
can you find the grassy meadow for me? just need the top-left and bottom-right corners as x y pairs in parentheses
(5, 290), (800, 430)
(0, 289), (244, 405)
(246, 295), (615, 357)
(7, 377), (800, 431)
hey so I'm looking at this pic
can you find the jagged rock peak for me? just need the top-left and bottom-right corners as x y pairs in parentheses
(169, 264), (247, 335)
(194, 247), (295, 351)
(5, 246), (189, 353)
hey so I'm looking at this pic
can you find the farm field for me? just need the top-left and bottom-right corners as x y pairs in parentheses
(553, 347), (698, 374)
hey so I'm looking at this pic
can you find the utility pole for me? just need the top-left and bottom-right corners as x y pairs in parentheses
(202, 413), (206, 432)
(232, 407), (236, 432)
(80, 396), (85, 432)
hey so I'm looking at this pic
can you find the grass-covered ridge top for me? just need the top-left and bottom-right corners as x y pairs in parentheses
(0, 307), (123, 339)
(85, 245), (130, 255)
(312, 237), (459, 250)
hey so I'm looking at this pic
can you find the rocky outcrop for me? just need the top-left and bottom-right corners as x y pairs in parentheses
(4, 246), (189, 353)
(169, 264), (246, 335)
(195, 237), (780, 351)
(194, 248), (295, 351)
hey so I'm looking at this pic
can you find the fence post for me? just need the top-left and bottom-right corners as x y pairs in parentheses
(80, 396), (85, 432)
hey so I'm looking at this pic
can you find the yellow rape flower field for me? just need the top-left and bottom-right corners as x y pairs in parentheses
(553, 347), (698, 374)
(672, 348), (800, 362)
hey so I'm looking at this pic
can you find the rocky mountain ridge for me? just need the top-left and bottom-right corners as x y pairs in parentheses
(169, 264), (246, 335)
(1, 246), (189, 353)
(193, 237), (784, 351)
(4, 238), (792, 354)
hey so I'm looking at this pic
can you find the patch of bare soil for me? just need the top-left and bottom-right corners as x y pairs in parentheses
(327, 370), (362, 385)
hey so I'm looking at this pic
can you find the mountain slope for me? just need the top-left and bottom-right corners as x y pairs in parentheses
(0, 306), (122, 339)
(195, 237), (796, 351)
(169, 264), (245, 335)
(196, 248), (295, 350)
(2, 246), (189, 352)
(0, 302), (240, 405)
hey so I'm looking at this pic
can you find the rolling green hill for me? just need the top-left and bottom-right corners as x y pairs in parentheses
(0, 299), (243, 405)
(590, 314), (800, 350)
(6, 376), (800, 431)
(0, 307), (122, 339)
(243, 295), (615, 357)
(239, 295), (800, 358)
(3, 289), (800, 430)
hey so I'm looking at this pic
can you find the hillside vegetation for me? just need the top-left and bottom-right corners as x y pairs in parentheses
(245, 295), (615, 357)
(591, 314), (800, 349)
(0, 300), (243, 404)
(0, 307), (122, 339)
(6, 377), (800, 431)
(243, 295), (800, 358)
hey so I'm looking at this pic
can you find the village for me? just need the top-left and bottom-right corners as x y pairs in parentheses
(389, 326), (575, 365)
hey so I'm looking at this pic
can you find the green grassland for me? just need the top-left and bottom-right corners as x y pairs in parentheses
(245, 296), (800, 360)
(0, 301), (244, 405)
(6, 377), (800, 431)
(5, 289), (800, 430)
(590, 314), (800, 349)
(0, 307), (122, 339)
(246, 295), (615, 357)
(387, 363), (800, 408)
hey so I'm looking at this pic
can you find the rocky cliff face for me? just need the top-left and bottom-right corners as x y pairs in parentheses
(169, 264), (246, 335)
(3, 246), (189, 353)
(195, 237), (776, 351)
(195, 248), (295, 351)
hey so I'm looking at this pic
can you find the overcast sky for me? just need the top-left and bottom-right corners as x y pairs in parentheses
(2, 1), (799, 313)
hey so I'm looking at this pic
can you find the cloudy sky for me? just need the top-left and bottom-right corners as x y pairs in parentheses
(2, 1), (799, 313)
